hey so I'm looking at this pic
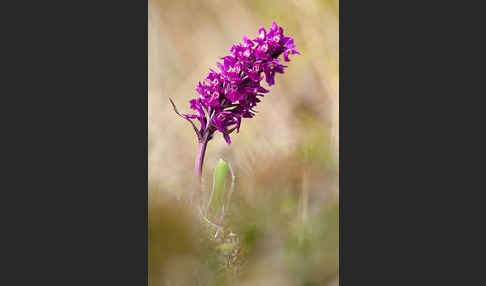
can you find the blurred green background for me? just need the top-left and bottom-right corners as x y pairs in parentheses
(149, 0), (339, 285)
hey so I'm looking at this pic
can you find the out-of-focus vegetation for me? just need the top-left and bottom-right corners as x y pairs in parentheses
(149, 171), (338, 285)
(149, 0), (338, 284)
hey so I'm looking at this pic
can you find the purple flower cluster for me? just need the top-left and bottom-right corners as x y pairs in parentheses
(183, 22), (299, 144)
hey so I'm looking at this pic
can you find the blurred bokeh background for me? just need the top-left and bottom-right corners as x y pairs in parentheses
(149, 0), (338, 285)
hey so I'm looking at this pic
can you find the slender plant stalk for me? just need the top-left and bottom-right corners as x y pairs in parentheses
(193, 131), (210, 205)
(194, 139), (208, 182)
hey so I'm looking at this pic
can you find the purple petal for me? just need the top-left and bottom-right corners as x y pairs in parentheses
(223, 133), (231, 144)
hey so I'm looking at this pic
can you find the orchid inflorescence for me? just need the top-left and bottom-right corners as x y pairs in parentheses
(171, 22), (299, 145)
(170, 22), (299, 199)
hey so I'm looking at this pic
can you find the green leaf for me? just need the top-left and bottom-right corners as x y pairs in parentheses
(208, 158), (229, 218)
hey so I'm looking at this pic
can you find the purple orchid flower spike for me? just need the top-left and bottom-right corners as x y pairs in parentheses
(169, 22), (299, 204)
